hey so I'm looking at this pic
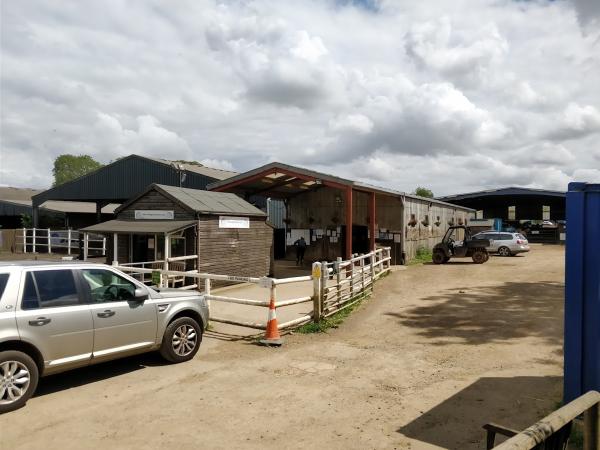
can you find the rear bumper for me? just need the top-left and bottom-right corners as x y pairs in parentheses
(512, 245), (530, 253)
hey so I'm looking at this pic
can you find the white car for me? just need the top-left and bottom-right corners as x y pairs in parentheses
(472, 231), (530, 256)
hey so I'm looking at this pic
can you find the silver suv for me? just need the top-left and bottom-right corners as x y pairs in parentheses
(0, 261), (208, 413)
(472, 231), (530, 256)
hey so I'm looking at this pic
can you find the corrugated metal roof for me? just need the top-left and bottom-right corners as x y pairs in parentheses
(33, 154), (237, 205)
(81, 220), (196, 234)
(208, 161), (475, 212)
(157, 185), (266, 216)
(144, 157), (238, 181)
(438, 187), (566, 202)
(0, 199), (119, 214)
(0, 187), (42, 201)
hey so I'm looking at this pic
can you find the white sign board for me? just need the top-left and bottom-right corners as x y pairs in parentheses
(287, 229), (310, 246)
(219, 216), (250, 229)
(135, 210), (174, 220)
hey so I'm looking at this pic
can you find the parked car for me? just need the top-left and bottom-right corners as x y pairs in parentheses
(0, 261), (208, 413)
(472, 231), (530, 256)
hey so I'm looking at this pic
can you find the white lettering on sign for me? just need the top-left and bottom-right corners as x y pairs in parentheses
(135, 210), (174, 220)
(226, 275), (253, 283)
(219, 216), (250, 229)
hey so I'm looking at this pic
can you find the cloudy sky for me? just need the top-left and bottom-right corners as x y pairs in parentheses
(1, 0), (599, 196)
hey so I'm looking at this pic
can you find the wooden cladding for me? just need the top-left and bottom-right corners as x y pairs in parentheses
(198, 216), (272, 279)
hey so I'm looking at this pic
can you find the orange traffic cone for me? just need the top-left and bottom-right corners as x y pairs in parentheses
(259, 292), (284, 346)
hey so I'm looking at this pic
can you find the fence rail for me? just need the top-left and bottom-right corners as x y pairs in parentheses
(491, 390), (600, 449)
(115, 247), (392, 333)
(15, 228), (106, 256)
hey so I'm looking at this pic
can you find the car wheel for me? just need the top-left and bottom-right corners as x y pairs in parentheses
(0, 350), (39, 414)
(160, 317), (203, 363)
(498, 246), (511, 257)
(472, 249), (487, 264)
(432, 250), (446, 264)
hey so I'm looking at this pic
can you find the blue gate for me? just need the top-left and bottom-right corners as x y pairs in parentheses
(564, 182), (600, 402)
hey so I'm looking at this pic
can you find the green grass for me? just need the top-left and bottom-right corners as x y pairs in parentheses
(408, 246), (432, 265)
(296, 292), (371, 334)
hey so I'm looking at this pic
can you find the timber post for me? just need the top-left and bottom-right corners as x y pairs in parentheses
(312, 262), (321, 322)
(320, 260), (328, 318)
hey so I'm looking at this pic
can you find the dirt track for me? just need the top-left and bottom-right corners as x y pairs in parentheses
(0, 245), (565, 449)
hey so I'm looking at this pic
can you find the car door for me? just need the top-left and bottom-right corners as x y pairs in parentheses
(79, 268), (158, 361)
(15, 268), (94, 371)
(486, 233), (500, 252)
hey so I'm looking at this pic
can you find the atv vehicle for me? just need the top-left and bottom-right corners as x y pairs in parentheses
(432, 225), (490, 264)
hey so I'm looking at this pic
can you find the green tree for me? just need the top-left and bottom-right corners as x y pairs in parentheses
(414, 187), (434, 198)
(52, 154), (104, 186)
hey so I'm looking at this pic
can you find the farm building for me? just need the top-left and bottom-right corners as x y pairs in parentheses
(438, 187), (566, 243)
(208, 162), (475, 263)
(30, 154), (238, 228)
(81, 184), (273, 279)
(0, 186), (117, 229)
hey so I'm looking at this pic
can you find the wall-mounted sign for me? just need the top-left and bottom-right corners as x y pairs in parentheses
(219, 216), (250, 229)
(135, 210), (174, 220)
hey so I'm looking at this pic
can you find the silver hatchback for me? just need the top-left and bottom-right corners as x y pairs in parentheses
(472, 231), (530, 256)
(0, 261), (209, 413)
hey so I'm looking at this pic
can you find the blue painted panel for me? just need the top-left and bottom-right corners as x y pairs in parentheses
(564, 182), (600, 402)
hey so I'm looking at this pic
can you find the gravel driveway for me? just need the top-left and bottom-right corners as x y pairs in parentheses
(1, 244), (564, 449)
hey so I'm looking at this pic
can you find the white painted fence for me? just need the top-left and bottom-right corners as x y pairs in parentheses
(16, 228), (106, 256)
(115, 247), (392, 332)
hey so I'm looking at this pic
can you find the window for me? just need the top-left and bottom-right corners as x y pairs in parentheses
(0, 273), (9, 300)
(476, 210), (484, 219)
(81, 269), (136, 303)
(508, 206), (516, 221)
(543, 205), (551, 221)
(21, 270), (80, 310)
(500, 234), (513, 240)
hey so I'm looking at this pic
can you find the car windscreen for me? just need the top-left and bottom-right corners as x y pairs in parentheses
(517, 233), (527, 240)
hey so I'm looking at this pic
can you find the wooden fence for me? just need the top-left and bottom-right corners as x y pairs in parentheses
(15, 228), (106, 256)
(115, 247), (392, 332)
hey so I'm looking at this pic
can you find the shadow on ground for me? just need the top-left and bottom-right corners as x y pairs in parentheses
(397, 376), (562, 449)
(34, 352), (169, 398)
(385, 281), (564, 346)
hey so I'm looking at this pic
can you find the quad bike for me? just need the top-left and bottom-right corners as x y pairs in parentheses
(432, 226), (490, 264)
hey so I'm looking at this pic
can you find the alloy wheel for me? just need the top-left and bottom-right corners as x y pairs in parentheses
(498, 247), (511, 257)
(172, 324), (198, 356)
(0, 361), (31, 405)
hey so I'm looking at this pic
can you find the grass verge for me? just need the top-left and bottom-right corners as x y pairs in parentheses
(296, 292), (371, 334)
(408, 246), (433, 265)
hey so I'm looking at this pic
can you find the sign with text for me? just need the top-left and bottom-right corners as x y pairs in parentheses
(135, 210), (174, 220)
(219, 216), (250, 229)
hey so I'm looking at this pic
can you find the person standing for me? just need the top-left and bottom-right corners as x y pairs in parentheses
(294, 236), (307, 265)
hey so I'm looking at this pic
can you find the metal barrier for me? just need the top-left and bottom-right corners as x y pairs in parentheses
(490, 390), (600, 449)
(115, 247), (392, 332)
(16, 228), (106, 256)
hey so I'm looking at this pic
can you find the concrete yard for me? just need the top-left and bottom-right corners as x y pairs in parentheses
(0, 245), (565, 449)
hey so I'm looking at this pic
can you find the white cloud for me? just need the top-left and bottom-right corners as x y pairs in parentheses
(329, 114), (373, 135)
(1, 0), (599, 194)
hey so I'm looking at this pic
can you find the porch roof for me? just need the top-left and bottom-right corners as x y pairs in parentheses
(81, 219), (196, 234)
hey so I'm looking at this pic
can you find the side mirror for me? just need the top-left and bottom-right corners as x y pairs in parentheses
(134, 288), (149, 301)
